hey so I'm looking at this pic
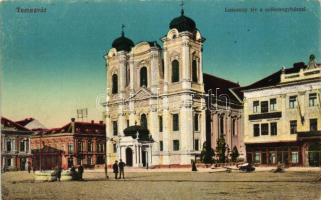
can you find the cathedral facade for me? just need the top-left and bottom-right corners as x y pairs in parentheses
(105, 9), (207, 167)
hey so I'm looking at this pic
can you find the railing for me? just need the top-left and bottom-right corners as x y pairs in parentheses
(281, 67), (321, 83)
(249, 112), (282, 120)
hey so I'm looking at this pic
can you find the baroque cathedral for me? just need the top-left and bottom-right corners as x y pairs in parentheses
(105, 8), (244, 167)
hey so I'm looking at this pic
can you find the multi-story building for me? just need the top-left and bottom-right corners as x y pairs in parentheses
(242, 55), (321, 166)
(1, 117), (33, 171)
(104, 8), (244, 167)
(204, 74), (245, 161)
(31, 118), (106, 170)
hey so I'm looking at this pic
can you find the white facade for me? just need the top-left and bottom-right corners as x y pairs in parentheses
(105, 18), (207, 166)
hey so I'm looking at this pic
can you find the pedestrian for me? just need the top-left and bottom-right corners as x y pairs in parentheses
(191, 159), (197, 172)
(56, 166), (62, 181)
(78, 165), (84, 180)
(27, 161), (31, 173)
(118, 159), (126, 179)
(113, 160), (119, 179)
(70, 166), (77, 180)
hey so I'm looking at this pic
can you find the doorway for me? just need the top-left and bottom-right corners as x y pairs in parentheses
(126, 147), (133, 166)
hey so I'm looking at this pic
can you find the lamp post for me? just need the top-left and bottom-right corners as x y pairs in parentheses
(104, 137), (109, 179)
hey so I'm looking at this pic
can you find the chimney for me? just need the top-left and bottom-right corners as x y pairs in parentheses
(71, 118), (76, 133)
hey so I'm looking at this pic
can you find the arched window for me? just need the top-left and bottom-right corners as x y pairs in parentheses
(140, 67), (148, 87)
(126, 64), (130, 86)
(141, 114), (147, 129)
(172, 60), (179, 82)
(192, 59), (198, 82)
(112, 74), (118, 94)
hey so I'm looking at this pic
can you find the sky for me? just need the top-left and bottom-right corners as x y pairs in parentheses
(0, 0), (320, 128)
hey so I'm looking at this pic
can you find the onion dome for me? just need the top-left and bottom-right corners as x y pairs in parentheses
(169, 8), (196, 33)
(112, 29), (134, 52)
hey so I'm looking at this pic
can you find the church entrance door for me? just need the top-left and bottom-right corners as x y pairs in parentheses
(126, 147), (133, 166)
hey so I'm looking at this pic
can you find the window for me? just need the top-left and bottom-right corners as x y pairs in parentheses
(291, 152), (299, 164)
(194, 114), (199, 132)
(232, 119), (237, 136)
(20, 140), (25, 152)
(270, 98), (277, 111)
(309, 93), (317, 107)
(141, 114), (147, 129)
(254, 152), (261, 163)
(219, 117), (224, 136)
(126, 64), (130, 86)
(87, 141), (92, 152)
(172, 60), (179, 82)
(172, 114), (179, 131)
(261, 124), (269, 135)
(269, 152), (277, 164)
(173, 140), (180, 151)
(96, 155), (105, 164)
(261, 101), (269, 113)
(140, 67), (148, 87)
(310, 119), (318, 131)
(253, 124), (260, 137)
(6, 158), (11, 167)
(289, 96), (297, 108)
(6, 140), (11, 152)
(113, 144), (117, 153)
(194, 139), (199, 151)
(290, 120), (297, 134)
(192, 59), (198, 82)
(270, 122), (277, 136)
(159, 116), (163, 132)
(112, 74), (118, 94)
(113, 121), (118, 136)
(253, 101), (259, 113)
(77, 141), (82, 152)
(68, 143), (74, 154)
(159, 141), (163, 151)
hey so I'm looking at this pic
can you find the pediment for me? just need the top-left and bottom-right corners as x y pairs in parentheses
(130, 87), (152, 101)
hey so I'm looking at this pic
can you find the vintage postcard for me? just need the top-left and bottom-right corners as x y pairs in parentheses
(0, 0), (320, 199)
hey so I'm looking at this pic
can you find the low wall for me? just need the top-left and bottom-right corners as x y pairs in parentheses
(34, 170), (73, 181)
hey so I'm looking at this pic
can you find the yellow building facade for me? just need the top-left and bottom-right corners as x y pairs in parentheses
(243, 55), (321, 166)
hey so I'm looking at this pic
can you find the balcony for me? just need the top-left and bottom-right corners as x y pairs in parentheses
(249, 112), (282, 120)
(297, 131), (321, 141)
(281, 67), (321, 83)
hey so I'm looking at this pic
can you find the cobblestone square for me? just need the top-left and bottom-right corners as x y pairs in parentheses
(2, 170), (321, 200)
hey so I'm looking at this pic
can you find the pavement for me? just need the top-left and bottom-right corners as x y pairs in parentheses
(86, 166), (321, 173)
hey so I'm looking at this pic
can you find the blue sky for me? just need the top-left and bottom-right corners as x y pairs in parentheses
(1, 0), (320, 128)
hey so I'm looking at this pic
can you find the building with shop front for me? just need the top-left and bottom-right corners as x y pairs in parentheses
(242, 55), (321, 166)
(104, 7), (244, 167)
(1, 117), (33, 171)
(31, 118), (106, 170)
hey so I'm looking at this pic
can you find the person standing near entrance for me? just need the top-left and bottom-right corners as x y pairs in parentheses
(113, 160), (119, 179)
(118, 159), (126, 179)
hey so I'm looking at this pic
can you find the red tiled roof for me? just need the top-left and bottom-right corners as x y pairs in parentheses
(45, 121), (105, 135)
(1, 117), (32, 132)
(15, 117), (34, 126)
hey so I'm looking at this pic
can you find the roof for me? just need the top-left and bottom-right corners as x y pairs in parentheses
(1, 117), (33, 133)
(44, 120), (105, 136)
(169, 9), (196, 33)
(203, 73), (243, 107)
(112, 31), (134, 52)
(16, 118), (47, 131)
(240, 61), (320, 91)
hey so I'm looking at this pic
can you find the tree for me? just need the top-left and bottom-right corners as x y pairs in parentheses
(200, 142), (215, 164)
(216, 137), (227, 163)
(230, 146), (240, 162)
